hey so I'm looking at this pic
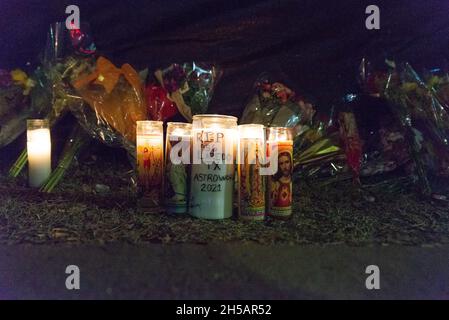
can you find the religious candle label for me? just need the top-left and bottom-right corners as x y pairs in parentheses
(239, 139), (265, 220)
(137, 137), (163, 206)
(165, 137), (190, 213)
(190, 130), (235, 219)
(267, 141), (293, 218)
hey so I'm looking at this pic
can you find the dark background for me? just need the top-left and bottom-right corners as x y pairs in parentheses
(1, 0), (449, 115)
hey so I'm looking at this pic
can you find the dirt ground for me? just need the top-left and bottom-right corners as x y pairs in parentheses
(1, 147), (449, 299)
(1, 159), (448, 246)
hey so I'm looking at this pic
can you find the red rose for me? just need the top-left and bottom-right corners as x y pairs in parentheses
(146, 83), (178, 121)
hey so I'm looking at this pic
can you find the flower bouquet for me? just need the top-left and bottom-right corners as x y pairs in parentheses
(152, 62), (221, 122)
(240, 76), (344, 181)
(71, 56), (147, 150)
(7, 22), (96, 182)
(4, 20), (222, 192)
(354, 59), (449, 196)
(0, 69), (35, 148)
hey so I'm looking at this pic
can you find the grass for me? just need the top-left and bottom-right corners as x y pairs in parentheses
(0, 153), (448, 246)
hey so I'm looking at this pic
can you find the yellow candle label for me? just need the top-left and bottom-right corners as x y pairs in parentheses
(137, 139), (163, 205)
(238, 139), (265, 220)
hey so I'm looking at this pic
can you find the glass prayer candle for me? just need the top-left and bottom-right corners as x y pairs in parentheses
(237, 124), (266, 221)
(27, 119), (51, 188)
(266, 127), (294, 220)
(136, 121), (164, 208)
(164, 122), (192, 214)
(190, 114), (238, 219)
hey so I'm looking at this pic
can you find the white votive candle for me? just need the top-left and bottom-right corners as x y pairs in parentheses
(27, 119), (51, 188)
(190, 114), (238, 220)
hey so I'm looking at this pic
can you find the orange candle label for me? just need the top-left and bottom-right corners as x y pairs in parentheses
(137, 141), (163, 205)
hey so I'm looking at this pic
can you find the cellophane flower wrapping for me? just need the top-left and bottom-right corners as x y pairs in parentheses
(31, 21), (97, 125)
(0, 69), (33, 148)
(1, 21), (96, 147)
(151, 62), (222, 122)
(240, 76), (344, 181)
(70, 56), (147, 156)
(355, 58), (449, 195)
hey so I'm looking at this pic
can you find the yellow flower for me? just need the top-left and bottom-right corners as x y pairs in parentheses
(10, 69), (34, 95)
(11, 69), (28, 86)
(427, 76), (441, 88)
(402, 82), (418, 92)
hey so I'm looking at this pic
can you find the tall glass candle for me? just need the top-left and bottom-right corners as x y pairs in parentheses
(190, 114), (237, 219)
(136, 121), (164, 208)
(266, 127), (294, 220)
(238, 124), (266, 221)
(165, 122), (192, 214)
(27, 119), (51, 188)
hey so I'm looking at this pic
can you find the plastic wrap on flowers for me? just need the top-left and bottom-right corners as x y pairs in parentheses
(240, 77), (315, 128)
(0, 22), (96, 149)
(343, 94), (410, 180)
(7, 22), (97, 180)
(28, 66), (92, 190)
(338, 106), (363, 184)
(35, 21), (96, 123)
(71, 56), (147, 153)
(240, 76), (344, 180)
(402, 64), (449, 148)
(352, 59), (449, 195)
(427, 73), (449, 179)
(44, 21), (96, 63)
(0, 69), (33, 148)
(427, 69), (449, 110)
(340, 60), (412, 184)
(151, 62), (221, 121)
(293, 114), (344, 181)
(383, 63), (449, 193)
(33, 21), (96, 123)
(145, 83), (179, 121)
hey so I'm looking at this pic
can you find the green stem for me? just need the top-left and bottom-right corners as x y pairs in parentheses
(8, 148), (28, 178)
(40, 125), (88, 193)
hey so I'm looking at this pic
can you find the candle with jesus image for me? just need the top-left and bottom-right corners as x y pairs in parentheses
(164, 122), (192, 214)
(266, 127), (293, 220)
(136, 121), (164, 208)
(237, 124), (266, 221)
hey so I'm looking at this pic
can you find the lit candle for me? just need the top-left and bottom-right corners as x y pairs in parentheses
(237, 124), (266, 221)
(165, 122), (192, 214)
(266, 127), (294, 220)
(27, 119), (51, 188)
(190, 114), (238, 219)
(136, 121), (164, 208)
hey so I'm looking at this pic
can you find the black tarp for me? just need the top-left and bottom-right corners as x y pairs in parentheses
(1, 0), (449, 115)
